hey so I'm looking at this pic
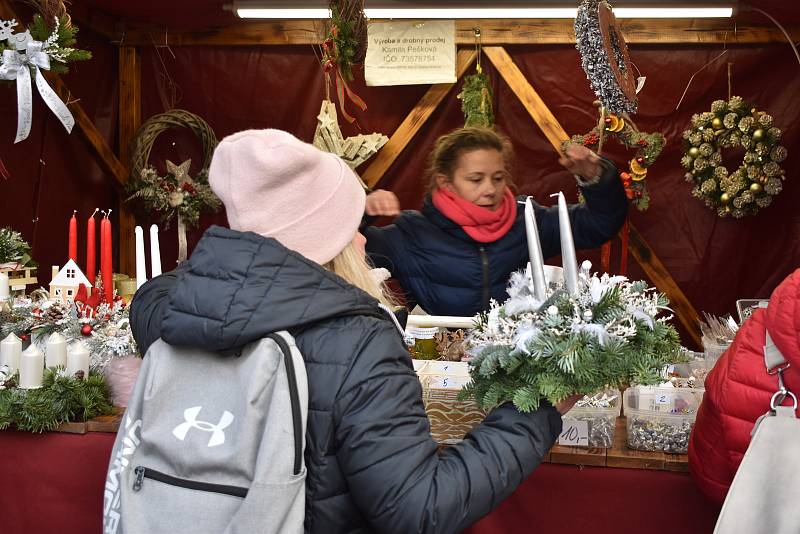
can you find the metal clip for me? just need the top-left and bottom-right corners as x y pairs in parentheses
(133, 466), (145, 491)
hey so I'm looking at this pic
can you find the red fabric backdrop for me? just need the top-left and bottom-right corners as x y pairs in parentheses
(0, 28), (798, 347)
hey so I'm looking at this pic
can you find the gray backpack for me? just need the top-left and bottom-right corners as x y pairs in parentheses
(103, 332), (308, 534)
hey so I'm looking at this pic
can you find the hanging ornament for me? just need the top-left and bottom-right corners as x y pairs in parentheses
(322, 0), (368, 125)
(575, 0), (639, 114)
(81, 323), (93, 336)
(458, 27), (494, 128)
(312, 99), (387, 186)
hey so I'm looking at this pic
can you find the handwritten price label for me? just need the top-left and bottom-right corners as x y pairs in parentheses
(428, 375), (470, 390)
(655, 393), (672, 407)
(558, 420), (589, 446)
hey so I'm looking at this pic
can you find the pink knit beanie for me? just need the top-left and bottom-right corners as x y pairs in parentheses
(208, 129), (366, 265)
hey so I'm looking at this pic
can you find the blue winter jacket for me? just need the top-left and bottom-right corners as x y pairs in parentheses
(364, 164), (628, 316)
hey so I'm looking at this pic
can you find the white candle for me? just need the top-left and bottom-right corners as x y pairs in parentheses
(149, 224), (162, 278)
(46, 332), (68, 369)
(19, 343), (44, 389)
(135, 225), (146, 290)
(0, 272), (9, 299)
(524, 197), (547, 300)
(0, 333), (22, 374)
(556, 192), (579, 295)
(67, 342), (91, 379)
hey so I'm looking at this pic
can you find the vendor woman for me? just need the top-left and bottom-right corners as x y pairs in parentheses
(363, 126), (629, 316)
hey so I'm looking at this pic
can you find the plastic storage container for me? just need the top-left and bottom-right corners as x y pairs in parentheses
(561, 390), (620, 448)
(702, 337), (732, 370)
(624, 386), (704, 453)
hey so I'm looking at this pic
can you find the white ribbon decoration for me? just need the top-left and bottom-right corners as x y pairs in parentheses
(0, 41), (75, 143)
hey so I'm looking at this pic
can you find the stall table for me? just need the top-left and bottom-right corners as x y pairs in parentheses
(2, 415), (720, 534)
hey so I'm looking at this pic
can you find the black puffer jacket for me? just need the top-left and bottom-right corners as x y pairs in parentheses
(130, 226), (562, 534)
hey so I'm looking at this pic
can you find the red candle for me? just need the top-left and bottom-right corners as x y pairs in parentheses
(86, 209), (98, 286)
(68, 210), (77, 262)
(101, 211), (113, 303)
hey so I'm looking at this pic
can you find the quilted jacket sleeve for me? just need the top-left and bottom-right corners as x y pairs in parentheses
(333, 318), (562, 534)
(129, 265), (187, 356)
(536, 159), (629, 256)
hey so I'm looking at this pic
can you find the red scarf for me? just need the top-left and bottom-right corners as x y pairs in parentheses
(432, 187), (517, 243)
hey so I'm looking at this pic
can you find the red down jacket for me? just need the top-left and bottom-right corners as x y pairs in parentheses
(689, 268), (800, 503)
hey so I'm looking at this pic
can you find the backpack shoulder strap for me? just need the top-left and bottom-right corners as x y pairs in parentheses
(266, 331), (308, 476)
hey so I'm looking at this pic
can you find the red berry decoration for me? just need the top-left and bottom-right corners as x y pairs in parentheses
(636, 157), (644, 164)
(81, 324), (94, 336)
(604, 117), (612, 124)
(20, 334), (29, 342)
(637, 139), (648, 147)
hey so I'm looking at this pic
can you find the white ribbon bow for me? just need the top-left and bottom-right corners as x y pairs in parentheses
(0, 41), (75, 143)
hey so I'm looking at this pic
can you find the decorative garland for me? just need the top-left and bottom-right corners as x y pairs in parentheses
(0, 367), (113, 432)
(127, 109), (220, 261)
(322, 0), (367, 124)
(463, 264), (682, 412)
(0, 296), (137, 371)
(682, 97), (787, 218)
(575, 0), (638, 115)
(0, 226), (35, 266)
(564, 110), (665, 211)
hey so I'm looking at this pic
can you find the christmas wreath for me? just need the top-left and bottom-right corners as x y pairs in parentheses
(463, 264), (682, 412)
(575, 0), (638, 115)
(682, 97), (787, 218)
(127, 109), (220, 261)
(0, 367), (113, 432)
(564, 110), (665, 211)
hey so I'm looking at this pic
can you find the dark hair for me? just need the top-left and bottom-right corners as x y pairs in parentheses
(426, 127), (514, 192)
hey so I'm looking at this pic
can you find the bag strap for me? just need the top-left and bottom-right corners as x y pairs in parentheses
(763, 329), (797, 412)
(266, 331), (306, 476)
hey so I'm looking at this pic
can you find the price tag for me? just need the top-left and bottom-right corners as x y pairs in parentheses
(428, 375), (470, 390)
(655, 393), (672, 408)
(558, 420), (589, 446)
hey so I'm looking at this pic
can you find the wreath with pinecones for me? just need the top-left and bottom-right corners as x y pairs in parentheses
(682, 97), (787, 218)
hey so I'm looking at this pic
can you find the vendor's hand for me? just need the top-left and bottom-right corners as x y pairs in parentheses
(558, 144), (603, 182)
(555, 394), (583, 415)
(365, 189), (401, 217)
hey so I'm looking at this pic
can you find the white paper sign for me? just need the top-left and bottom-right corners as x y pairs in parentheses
(428, 375), (470, 390)
(558, 420), (589, 446)
(366, 20), (456, 86)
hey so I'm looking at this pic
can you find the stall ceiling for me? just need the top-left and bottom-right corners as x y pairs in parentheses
(78, 0), (800, 29)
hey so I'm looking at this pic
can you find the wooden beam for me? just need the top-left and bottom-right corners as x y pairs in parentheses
(627, 226), (702, 346)
(0, 1), (127, 186)
(483, 46), (569, 152)
(362, 48), (477, 189)
(484, 45), (703, 345)
(112, 18), (800, 47)
(118, 47), (142, 277)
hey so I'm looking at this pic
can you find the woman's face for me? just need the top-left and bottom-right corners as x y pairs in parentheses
(437, 149), (509, 211)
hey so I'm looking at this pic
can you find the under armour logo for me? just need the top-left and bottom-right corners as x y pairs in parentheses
(172, 406), (234, 448)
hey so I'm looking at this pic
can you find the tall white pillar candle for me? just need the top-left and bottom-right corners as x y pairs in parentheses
(524, 197), (547, 300)
(19, 343), (44, 389)
(135, 225), (146, 290)
(46, 332), (68, 369)
(0, 333), (22, 374)
(0, 271), (9, 299)
(149, 224), (162, 278)
(556, 192), (579, 295)
(66, 342), (91, 379)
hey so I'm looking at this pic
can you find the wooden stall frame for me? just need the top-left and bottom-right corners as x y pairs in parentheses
(10, 0), (797, 339)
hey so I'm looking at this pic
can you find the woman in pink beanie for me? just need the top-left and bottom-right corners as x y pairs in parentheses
(129, 129), (578, 534)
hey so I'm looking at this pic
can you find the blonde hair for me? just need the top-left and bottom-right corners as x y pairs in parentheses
(324, 242), (397, 308)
